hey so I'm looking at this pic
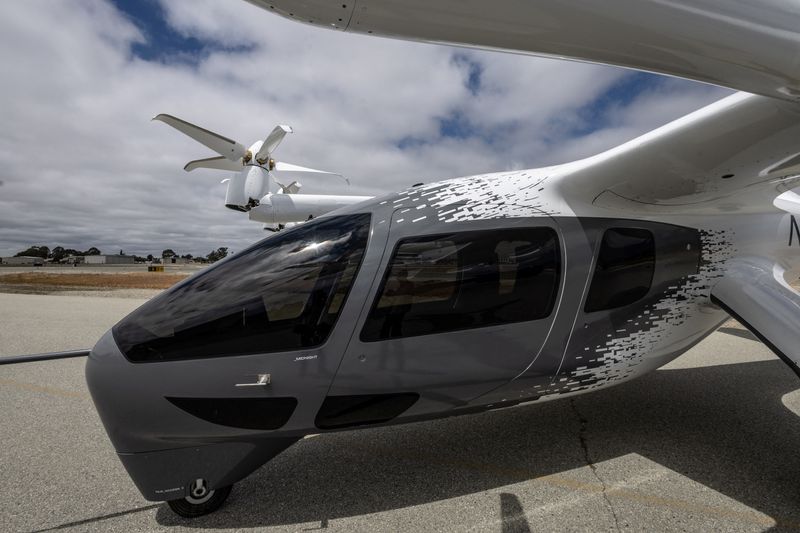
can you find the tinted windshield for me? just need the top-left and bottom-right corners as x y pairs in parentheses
(114, 214), (371, 362)
(360, 227), (560, 341)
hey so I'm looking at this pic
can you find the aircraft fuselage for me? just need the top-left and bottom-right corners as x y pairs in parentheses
(85, 170), (793, 501)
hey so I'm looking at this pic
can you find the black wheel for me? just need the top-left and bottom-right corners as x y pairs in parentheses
(167, 481), (232, 518)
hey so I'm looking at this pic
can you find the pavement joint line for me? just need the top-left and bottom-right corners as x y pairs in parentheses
(599, 484), (781, 528)
(27, 504), (162, 532)
(570, 398), (622, 532)
(524, 468), (668, 521)
(0, 377), (88, 399)
(381, 445), (792, 529)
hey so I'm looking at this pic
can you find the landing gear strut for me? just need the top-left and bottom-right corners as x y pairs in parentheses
(167, 479), (232, 518)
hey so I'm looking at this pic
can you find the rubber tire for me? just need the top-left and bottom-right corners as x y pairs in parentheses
(167, 485), (233, 518)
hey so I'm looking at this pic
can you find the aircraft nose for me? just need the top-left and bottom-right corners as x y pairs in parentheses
(248, 0), (355, 30)
(85, 329), (167, 453)
(86, 328), (122, 366)
(84, 330), (128, 438)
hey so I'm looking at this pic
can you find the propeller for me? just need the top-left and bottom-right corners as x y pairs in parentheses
(153, 114), (247, 162)
(154, 113), (351, 210)
(184, 156), (242, 172)
(255, 125), (293, 165)
(270, 162), (350, 194)
(152, 114), (346, 185)
(274, 179), (301, 194)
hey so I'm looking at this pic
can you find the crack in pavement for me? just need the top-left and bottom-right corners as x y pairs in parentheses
(570, 398), (622, 532)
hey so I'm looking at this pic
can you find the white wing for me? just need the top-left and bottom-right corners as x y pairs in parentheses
(553, 92), (800, 215)
(305, 0), (800, 102)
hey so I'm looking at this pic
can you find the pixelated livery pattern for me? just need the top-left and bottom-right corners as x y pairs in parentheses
(381, 172), (734, 399)
(546, 229), (735, 395)
(382, 172), (561, 223)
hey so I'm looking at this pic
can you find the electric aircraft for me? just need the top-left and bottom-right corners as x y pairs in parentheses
(153, 114), (372, 231)
(6, 0), (800, 519)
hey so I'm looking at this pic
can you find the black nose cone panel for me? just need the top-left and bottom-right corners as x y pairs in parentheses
(315, 393), (419, 429)
(166, 396), (298, 430)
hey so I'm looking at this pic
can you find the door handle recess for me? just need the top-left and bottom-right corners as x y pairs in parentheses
(235, 374), (271, 387)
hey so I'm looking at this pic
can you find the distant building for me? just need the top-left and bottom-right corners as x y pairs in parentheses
(1, 256), (44, 266)
(163, 256), (192, 265)
(84, 254), (135, 265)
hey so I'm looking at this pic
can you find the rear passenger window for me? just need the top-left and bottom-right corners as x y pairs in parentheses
(584, 228), (655, 313)
(360, 228), (560, 341)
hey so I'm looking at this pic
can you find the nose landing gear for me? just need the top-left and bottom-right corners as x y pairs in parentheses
(167, 479), (233, 518)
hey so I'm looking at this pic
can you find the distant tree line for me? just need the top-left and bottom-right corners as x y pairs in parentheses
(11, 245), (231, 263)
(14, 245), (100, 261)
(161, 247), (229, 263)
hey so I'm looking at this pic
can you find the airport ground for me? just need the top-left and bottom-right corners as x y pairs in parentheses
(2, 270), (800, 532)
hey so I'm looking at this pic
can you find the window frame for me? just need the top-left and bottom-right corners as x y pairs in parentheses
(360, 226), (562, 342)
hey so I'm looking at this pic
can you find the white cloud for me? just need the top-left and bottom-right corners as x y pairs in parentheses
(0, 0), (728, 257)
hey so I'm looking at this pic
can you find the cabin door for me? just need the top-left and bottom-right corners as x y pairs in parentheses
(323, 212), (565, 424)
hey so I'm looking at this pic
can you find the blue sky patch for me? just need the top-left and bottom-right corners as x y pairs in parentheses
(452, 54), (483, 96)
(111, 0), (253, 63)
(568, 71), (667, 137)
(396, 136), (428, 151)
(439, 111), (475, 140)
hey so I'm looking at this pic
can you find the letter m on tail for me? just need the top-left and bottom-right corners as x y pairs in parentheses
(792, 215), (800, 247)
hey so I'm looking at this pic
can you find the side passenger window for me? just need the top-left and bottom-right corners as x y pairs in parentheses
(584, 228), (655, 312)
(360, 227), (560, 341)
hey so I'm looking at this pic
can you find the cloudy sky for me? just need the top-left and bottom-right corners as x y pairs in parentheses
(0, 0), (731, 258)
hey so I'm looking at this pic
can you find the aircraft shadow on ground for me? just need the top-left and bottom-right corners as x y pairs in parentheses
(156, 357), (800, 530)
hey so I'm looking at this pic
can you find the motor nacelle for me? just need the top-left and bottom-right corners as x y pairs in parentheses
(224, 166), (271, 211)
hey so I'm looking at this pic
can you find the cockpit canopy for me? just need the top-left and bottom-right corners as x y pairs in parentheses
(113, 214), (371, 362)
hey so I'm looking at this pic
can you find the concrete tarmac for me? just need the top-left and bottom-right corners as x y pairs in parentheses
(1, 292), (799, 532)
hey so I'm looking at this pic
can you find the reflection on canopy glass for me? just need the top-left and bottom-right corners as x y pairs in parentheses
(361, 227), (560, 341)
(114, 214), (371, 362)
(584, 227), (655, 312)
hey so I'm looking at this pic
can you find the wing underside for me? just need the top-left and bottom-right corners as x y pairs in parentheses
(251, 0), (800, 102)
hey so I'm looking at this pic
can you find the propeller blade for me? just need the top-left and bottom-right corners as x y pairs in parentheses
(153, 114), (247, 161)
(272, 161), (349, 184)
(275, 180), (302, 194)
(255, 125), (293, 162)
(184, 156), (243, 172)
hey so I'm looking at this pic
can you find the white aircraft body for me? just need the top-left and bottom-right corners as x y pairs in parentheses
(154, 114), (371, 230)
